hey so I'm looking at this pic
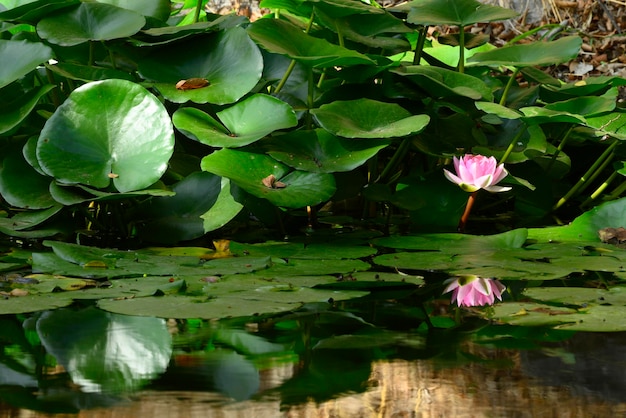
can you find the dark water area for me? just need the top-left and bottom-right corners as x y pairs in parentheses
(0, 305), (625, 418)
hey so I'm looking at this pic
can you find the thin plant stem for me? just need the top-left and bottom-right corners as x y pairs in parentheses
(458, 191), (477, 232)
(273, 10), (315, 94)
(581, 171), (619, 208)
(457, 27), (465, 73)
(305, 67), (314, 130)
(192, 0), (202, 23)
(44, 67), (61, 107)
(499, 68), (520, 106)
(273, 60), (296, 94)
(605, 178), (626, 201)
(108, 48), (118, 70)
(545, 125), (573, 173)
(377, 137), (411, 183)
(576, 150), (615, 196)
(88, 41), (94, 67)
(413, 26), (427, 66)
(505, 23), (561, 45)
(553, 140), (618, 210)
(499, 127), (525, 164)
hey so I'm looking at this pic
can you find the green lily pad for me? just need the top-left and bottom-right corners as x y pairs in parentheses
(468, 36), (583, 67)
(266, 129), (390, 173)
(0, 146), (55, 209)
(311, 98), (430, 138)
(0, 84), (56, 134)
(201, 177), (244, 233)
(45, 61), (135, 82)
(393, 65), (493, 100)
(527, 197), (626, 243)
(139, 28), (263, 105)
(0, 206), (62, 232)
(247, 18), (375, 68)
(228, 240), (377, 259)
(133, 172), (232, 244)
(585, 109), (626, 140)
(97, 295), (298, 319)
(48, 182), (174, 206)
(37, 2), (145, 46)
(261, 258), (370, 276)
(0, 39), (53, 89)
(37, 79), (175, 193)
(0, 294), (74, 315)
(524, 286), (626, 306)
(97, 0), (171, 21)
(313, 7), (410, 52)
(400, 0), (518, 26)
(372, 229), (528, 251)
(0, 0), (79, 25)
(201, 149), (336, 208)
(173, 94), (297, 148)
(489, 301), (626, 332)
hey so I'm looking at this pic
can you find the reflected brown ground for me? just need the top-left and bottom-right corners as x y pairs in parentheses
(3, 349), (625, 418)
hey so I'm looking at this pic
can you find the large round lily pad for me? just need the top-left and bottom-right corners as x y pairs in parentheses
(37, 79), (174, 193)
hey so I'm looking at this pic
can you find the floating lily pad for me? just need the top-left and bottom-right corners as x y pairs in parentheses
(372, 229), (528, 251)
(228, 240), (377, 259)
(0, 294), (74, 314)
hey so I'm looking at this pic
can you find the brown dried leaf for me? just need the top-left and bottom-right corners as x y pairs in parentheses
(176, 78), (210, 90)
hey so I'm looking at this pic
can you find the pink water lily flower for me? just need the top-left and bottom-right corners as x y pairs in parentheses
(444, 154), (511, 193)
(444, 275), (506, 307)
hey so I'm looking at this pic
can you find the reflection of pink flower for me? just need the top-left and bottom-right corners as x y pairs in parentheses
(444, 275), (506, 307)
(444, 154), (511, 193)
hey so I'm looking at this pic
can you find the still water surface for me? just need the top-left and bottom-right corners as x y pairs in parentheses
(0, 306), (625, 418)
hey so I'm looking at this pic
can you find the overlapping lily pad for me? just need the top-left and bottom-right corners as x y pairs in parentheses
(173, 94), (297, 148)
(311, 99), (430, 138)
(0, 39), (53, 89)
(37, 2), (146, 46)
(247, 18), (375, 68)
(265, 129), (390, 173)
(201, 149), (336, 208)
(138, 28), (263, 105)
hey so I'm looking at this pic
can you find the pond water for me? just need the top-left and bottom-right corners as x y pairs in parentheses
(1, 302), (626, 418)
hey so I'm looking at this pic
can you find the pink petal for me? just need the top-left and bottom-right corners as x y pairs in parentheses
(443, 169), (463, 186)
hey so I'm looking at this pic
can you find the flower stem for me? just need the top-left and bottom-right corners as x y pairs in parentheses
(499, 127), (525, 164)
(553, 141), (618, 210)
(499, 68), (519, 106)
(458, 191), (477, 232)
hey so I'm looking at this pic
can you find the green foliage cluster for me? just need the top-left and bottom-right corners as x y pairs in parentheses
(0, 0), (625, 244)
